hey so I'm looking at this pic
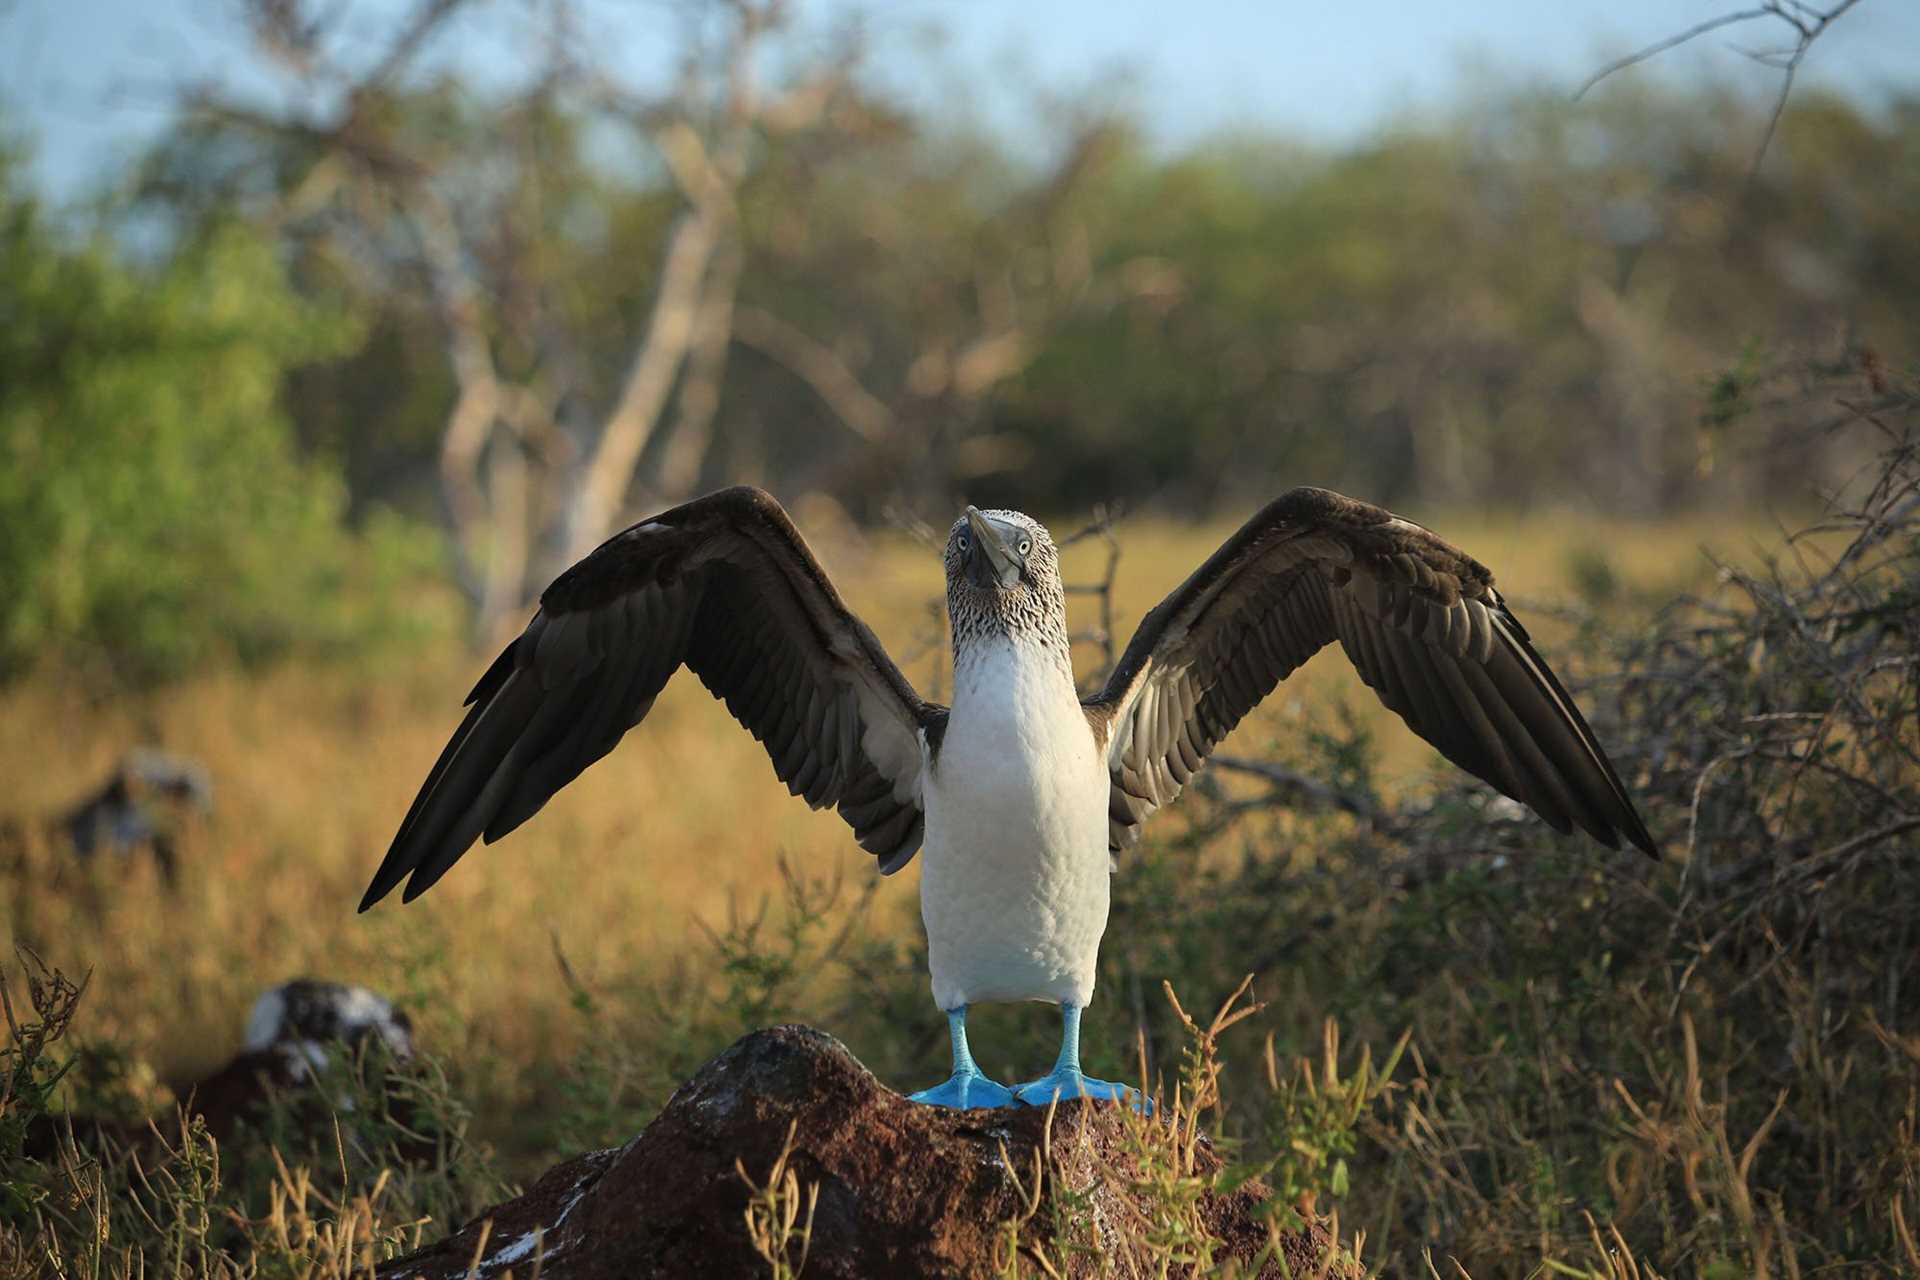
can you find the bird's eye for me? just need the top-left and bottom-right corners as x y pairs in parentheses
(957, 533), (970, 553)
(1018, 538), (1031, 556)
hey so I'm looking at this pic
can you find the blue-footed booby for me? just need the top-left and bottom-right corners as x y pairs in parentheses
(360, 486), (1658, 1109)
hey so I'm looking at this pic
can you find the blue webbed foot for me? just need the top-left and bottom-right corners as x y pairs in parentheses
(1017, 1004), (1153, 1112)
(913, 1005), (1015, 1108)
(1012, 1068), (1152, 1112)
(908, 1069), (1016, 1110)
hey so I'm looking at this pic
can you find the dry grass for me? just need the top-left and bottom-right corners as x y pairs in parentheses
(0, 509), (1799, 1105)
(7, 413), (1917, 1279)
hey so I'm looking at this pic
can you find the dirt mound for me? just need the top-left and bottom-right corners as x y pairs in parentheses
(379, 1024), (1349, 1279)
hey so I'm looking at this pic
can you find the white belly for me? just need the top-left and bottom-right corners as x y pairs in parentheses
(919, 638), (1112, 1010)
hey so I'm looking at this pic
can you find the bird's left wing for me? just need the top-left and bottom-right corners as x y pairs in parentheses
(1084, 487), (1658, 857)
(360, 486), (942, 910)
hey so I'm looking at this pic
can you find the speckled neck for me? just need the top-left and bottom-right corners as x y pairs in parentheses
(947, 575), (1073, 679)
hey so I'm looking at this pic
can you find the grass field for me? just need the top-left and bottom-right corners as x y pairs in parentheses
(1, 507), (1789, 1100)
(10, 476), (1920, 1278)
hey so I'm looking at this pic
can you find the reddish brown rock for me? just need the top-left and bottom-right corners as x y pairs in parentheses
(378, 1025), (1351, 1279)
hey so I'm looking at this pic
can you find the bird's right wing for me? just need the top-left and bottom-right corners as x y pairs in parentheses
(360, 487), (943, 910)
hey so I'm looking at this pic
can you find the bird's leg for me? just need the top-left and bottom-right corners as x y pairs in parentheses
(1012, 1004), (1148, 1111)
(906, 1006), (1015, 1109)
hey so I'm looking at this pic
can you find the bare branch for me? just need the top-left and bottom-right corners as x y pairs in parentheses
(655, 239), (746, 498)
(951, 329), (1033, 399)
(239, 0), (470, 94)
(1751, 54), (1802, 173)
(731, 308), (895, 443)
(196, 0), (900, 635)
(567, 206), (724, 559)
(1575, 0), (1867, 171)
(1574, 8), (1773, 99)
(565, 2), (777, 559)
(412, 185), (532, 630)
(657, 119), (735, 217)
(1209, 756), (1382, 822)
(361, 0), (470, 90)
(1058, 506), (1124, 686)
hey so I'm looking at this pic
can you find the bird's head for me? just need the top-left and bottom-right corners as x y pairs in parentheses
(943, 506), (1066, 644)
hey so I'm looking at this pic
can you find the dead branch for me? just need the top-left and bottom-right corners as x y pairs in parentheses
(569, 206), (727, 558)
(1575, 0), (1867, 171)
(731, 308), (895, 444)
(412, 183), (538, 633)
(567, 2), (810, 563)
(1058, 505), (1124, 688)
(1208, 756), (1383, 823)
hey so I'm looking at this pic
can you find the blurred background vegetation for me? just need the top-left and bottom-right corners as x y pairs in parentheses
(2, 0), (1915, 664)
(2, 0), (1917, 1275)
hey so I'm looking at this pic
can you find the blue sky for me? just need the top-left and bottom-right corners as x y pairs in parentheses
(5, 0), (1917, 203)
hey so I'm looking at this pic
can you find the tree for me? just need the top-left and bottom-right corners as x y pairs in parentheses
(148, 0), (1133, 642)
(131, 4), (1916, 626)
(0, 146), (431, 685)
(147, 0), (883, 640)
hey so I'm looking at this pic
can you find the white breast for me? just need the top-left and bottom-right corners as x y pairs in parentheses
(918, 637), (1113, 1010)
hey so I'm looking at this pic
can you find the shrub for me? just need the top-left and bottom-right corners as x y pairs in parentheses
(0, 147), (446, 687)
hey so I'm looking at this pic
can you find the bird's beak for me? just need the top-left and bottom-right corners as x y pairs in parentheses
(964, 506), (1021, 589)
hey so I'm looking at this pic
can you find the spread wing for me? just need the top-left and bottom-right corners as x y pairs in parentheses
(1084, 487), (1658, 857)
(360, 486), (942, 909)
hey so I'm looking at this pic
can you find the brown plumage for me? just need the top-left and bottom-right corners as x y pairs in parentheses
(359, 487), (943, 910)
(1084, 487), (1658, 857)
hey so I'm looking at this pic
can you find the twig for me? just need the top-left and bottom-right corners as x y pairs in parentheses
(1058, 505), (1123, 688)
(1574, 0), (1867, 173)
(732, 307), (895, 443)
(1574, 7), (1774, 99)
(1209, 756), (1381, 822)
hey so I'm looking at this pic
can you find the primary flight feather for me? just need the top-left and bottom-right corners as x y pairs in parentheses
(362, 485), (1657, 1108)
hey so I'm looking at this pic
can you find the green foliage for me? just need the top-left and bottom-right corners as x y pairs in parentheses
(0, 956), (84, 1223)
(1260, 1020), (1407, 1226)
(123, 75), (1920, 534)
(1699, 341), (1771, 430)
(1165, 386), (1920, 1276)
(0, 150), (445, 687)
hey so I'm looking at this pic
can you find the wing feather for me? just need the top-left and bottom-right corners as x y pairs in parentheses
(361, 487), (941, 911)
(1085, 488), (1658, 857)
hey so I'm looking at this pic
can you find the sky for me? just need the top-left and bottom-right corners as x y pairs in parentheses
(4, 0), (1917, 205)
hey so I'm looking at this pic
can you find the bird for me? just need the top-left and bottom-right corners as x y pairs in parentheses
(63, 748), (213, 887)
(242, 978), (415, 1080)
(359, 485), (1658, 1109)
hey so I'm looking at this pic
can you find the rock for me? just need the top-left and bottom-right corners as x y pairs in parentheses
(379, 1025), (1351, 1279)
